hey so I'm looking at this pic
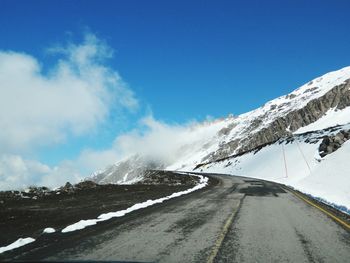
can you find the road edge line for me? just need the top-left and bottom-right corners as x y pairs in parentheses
(289, 189), (350, 230)
(206, 198), (243, 263)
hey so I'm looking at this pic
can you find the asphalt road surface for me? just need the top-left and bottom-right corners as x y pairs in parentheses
(3, 173), (350, 262)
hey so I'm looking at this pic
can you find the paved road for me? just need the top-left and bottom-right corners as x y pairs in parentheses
(3, 174), (350, 262)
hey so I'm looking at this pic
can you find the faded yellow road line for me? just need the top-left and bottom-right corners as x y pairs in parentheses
(207, 201), (240, 263)
(291, 190), (350, 230)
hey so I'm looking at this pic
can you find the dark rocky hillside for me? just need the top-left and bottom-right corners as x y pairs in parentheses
(205, 80), (350, 162)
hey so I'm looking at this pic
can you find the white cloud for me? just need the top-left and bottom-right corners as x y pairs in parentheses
(77, 115), (226, 173)
(0, 33), (139, 190)
(0, 114), (217, 190)
(0, 33), (138, 153)
(114, 116), (224, 164)
(0, 113), (224, 190)
(77, 148), (120, 174)
(113, 116), (195, 163)
(0, 155), (82, 190)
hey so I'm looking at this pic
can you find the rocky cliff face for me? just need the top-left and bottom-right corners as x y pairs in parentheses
(205, 79), (350, 162)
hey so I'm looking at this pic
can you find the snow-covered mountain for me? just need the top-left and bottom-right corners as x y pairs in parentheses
(91, 66), (350, 211)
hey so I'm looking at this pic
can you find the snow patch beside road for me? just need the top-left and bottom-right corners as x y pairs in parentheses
(62, 174), (208, 233)
(43, 228), (56, 234)
(0, 237), (35, 254)
(0, 173), (208, 254)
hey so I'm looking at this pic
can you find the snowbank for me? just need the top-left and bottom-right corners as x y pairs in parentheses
(202, 133), (350, 213)
(62, 174), (208, 233)
(0, 237), (35, 254)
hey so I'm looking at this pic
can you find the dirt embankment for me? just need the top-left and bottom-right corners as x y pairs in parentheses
(0, 171), (202, 247)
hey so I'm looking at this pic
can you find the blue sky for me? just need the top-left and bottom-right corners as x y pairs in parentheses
(0, 0), (350, 188)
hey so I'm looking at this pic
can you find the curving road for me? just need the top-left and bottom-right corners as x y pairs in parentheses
(3, 173), (350, 262)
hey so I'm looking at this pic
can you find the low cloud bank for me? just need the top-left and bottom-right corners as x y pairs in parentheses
(79, 115), (225, 173)
(0, 155), (82, 190)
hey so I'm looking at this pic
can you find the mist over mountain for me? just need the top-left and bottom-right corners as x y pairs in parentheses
(92, 66), (350, 211)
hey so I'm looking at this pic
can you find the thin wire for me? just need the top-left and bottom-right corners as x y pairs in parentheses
(296, 140), (311, 173)
(282, 143), (288, 178)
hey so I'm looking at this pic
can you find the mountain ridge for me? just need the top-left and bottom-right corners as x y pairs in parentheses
(91, 66), (350, 209)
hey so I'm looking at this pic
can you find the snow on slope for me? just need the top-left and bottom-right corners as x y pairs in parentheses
(295, 107), (350, 134)
(213, 66), (350, 143)
(293, 140), (350, 210)
(200, 123), (350, 212)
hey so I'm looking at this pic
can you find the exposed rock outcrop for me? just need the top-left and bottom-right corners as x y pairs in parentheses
(205, 80), (350, 162)
(140, 170), (198, 186)
(59, 182), (75, 194)
(75, 180), (98, 190)
(319, 130), (350, 157)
